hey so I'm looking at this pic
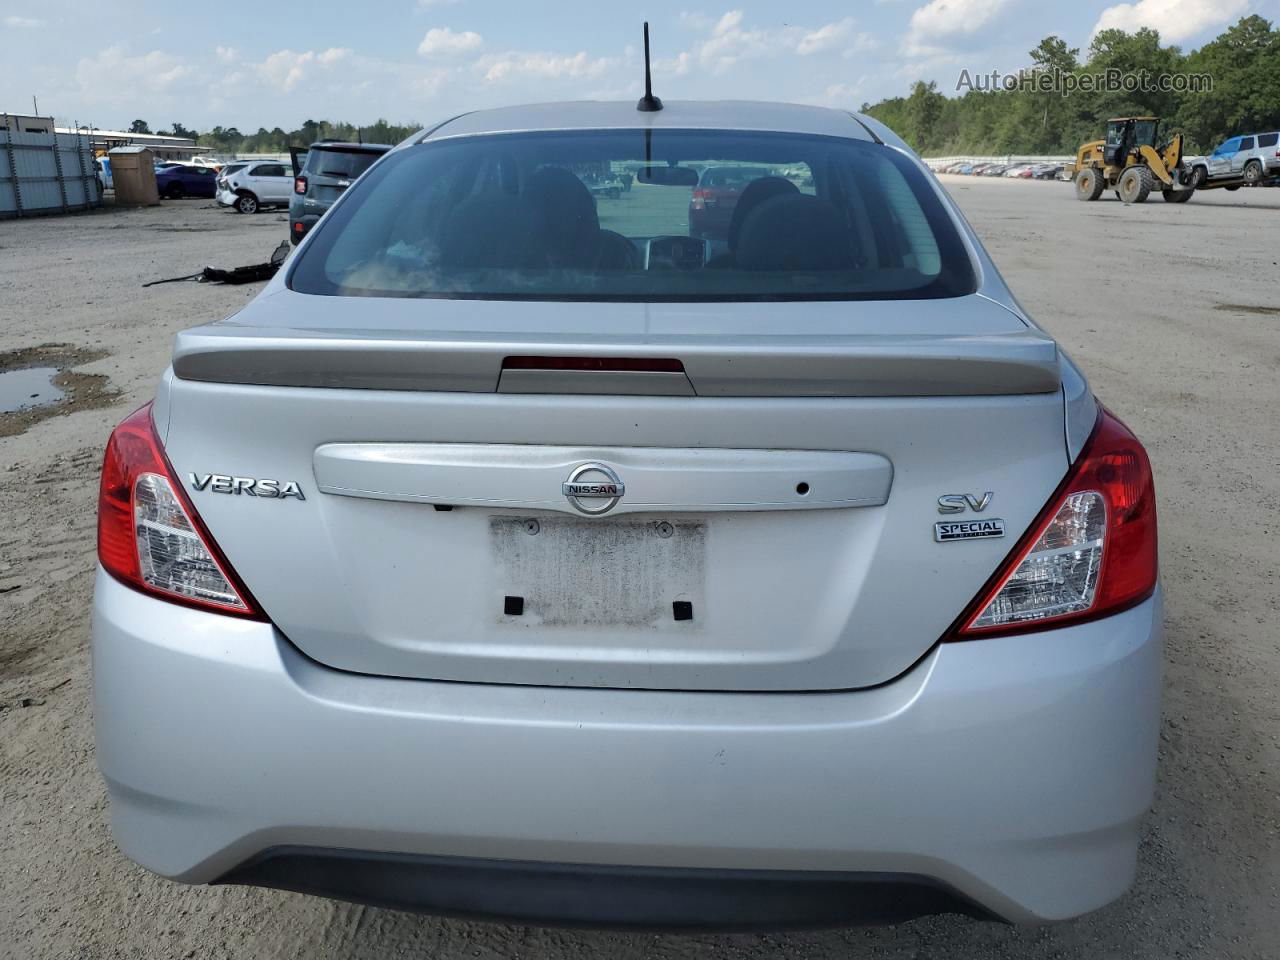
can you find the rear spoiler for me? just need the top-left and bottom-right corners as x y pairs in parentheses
(172, 326), (1060, 397)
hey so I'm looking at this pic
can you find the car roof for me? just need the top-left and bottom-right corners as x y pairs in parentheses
(423, 101), (876, 142)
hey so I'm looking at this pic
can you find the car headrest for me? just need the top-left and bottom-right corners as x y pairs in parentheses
(525, 167), (600, 265)
(735, 194), (855, 272)
(727, 177), (799, 251)
(439, 192), (539, 269)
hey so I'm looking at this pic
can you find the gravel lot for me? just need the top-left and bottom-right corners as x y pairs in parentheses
(2, 181), (1278, 959)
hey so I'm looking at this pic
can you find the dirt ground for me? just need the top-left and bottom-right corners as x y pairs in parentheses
(2, 181), (1278, 959)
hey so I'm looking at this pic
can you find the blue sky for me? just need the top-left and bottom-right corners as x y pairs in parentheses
(0, 0), (1269, 132)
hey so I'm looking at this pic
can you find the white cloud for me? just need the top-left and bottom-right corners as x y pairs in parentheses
(257, 47), (351, 92)
(796, 18), (878, 57)
(904, 0), (1018, 56)
(418, 27), (483, 57)
(660, 10), (878, 75)
(73, 47), (191, 105)
(656, 50), (694, 76)
(695, 9), (772, 72)
(1091, 0), (1247, 43)
(797, 18), (856, 55)
(4, 15), (44, 27)
(822, 81), (866, 103)
(479, 50), (616, 83)
(678, 10), (714, 30)
(214, 45), (237, 62)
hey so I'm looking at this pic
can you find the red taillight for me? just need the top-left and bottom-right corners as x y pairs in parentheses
(294, 176), (307, 195)
(98, 404), (265, 618)
(945, 407), (1157, 640)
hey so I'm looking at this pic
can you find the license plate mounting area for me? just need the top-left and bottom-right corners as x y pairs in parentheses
(490, 517), (706, 629)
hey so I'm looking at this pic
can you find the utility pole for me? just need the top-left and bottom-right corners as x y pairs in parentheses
(33, 95), (39, 115)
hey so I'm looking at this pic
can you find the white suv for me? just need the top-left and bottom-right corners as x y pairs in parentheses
(217, 160), (294, 214)
(93, 100), (1161, 930)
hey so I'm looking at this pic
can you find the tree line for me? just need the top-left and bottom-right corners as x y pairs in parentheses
(124, 118), (420, 156)
(862, 14), (1277, 156)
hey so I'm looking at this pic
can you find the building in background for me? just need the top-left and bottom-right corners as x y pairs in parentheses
(55, 127), (199, 161)
(0, 113), (55, 135)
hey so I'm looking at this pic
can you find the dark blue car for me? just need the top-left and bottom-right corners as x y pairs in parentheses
(155, 164), (219, 199)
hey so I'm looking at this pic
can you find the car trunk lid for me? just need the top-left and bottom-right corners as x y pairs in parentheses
(157, 292), (1068, 691)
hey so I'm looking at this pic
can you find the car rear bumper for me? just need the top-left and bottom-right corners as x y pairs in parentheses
(216, 188), (236, 206)
(217, 847), (997, 930)
(93, 568), (1162, 926)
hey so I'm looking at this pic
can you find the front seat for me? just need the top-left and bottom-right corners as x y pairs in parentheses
(734, 194), (855, 272)
(438, 192), (539, 269)
(727, 177), (799, 253)
(524, 167), (601, 268)
(707, 176), (799, 268)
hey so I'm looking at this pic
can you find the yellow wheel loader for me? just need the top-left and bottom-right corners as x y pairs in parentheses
(1070, 117), (1195, 204)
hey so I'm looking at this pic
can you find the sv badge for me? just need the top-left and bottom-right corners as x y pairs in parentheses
(937, 492), (993, 514)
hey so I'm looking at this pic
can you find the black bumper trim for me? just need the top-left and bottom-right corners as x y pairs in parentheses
(215, 846), (1002, 931)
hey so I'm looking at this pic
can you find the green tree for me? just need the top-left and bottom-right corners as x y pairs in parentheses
(1176, 14), (1280, 151)
(863, 17), (1274, 157)
(128, 119), (151, 134)
(903, 81), (946, 152)
(1085, 27), (1185, 122)
(1027, 37), (1083, 151)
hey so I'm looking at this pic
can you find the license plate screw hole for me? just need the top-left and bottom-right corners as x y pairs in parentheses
(504, 596), (525, 616)
(673, 600), (693, 621)
(524, 519), (540, 536)
(795, 482), (810, 496)
(656, 521), (674, 538)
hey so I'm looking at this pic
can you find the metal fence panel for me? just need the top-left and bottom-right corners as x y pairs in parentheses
(0, 125), (102, 217)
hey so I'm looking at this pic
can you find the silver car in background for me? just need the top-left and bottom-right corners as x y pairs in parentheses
(1189, 131), (1280, 186)
(93, 100), (1161, 930)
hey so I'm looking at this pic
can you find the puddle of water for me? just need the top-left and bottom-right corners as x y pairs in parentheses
(0, 367), (64, 413)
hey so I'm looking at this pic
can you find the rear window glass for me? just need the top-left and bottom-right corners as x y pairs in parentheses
(289, 130), (975, 302)
(1257, 133), (1277, 148)
(305, 149), (384, 179)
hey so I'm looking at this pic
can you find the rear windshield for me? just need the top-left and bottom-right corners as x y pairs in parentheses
(305, 149), (384, 179)
(289, 130), (975, 302)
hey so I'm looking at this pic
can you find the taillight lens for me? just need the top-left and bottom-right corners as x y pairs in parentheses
(946, 407), (1157, 639)
(98, 404), (264, 618)
(294, 176), (307, 195)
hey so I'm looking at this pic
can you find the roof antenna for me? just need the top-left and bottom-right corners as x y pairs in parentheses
(636, 22), (663, 112)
